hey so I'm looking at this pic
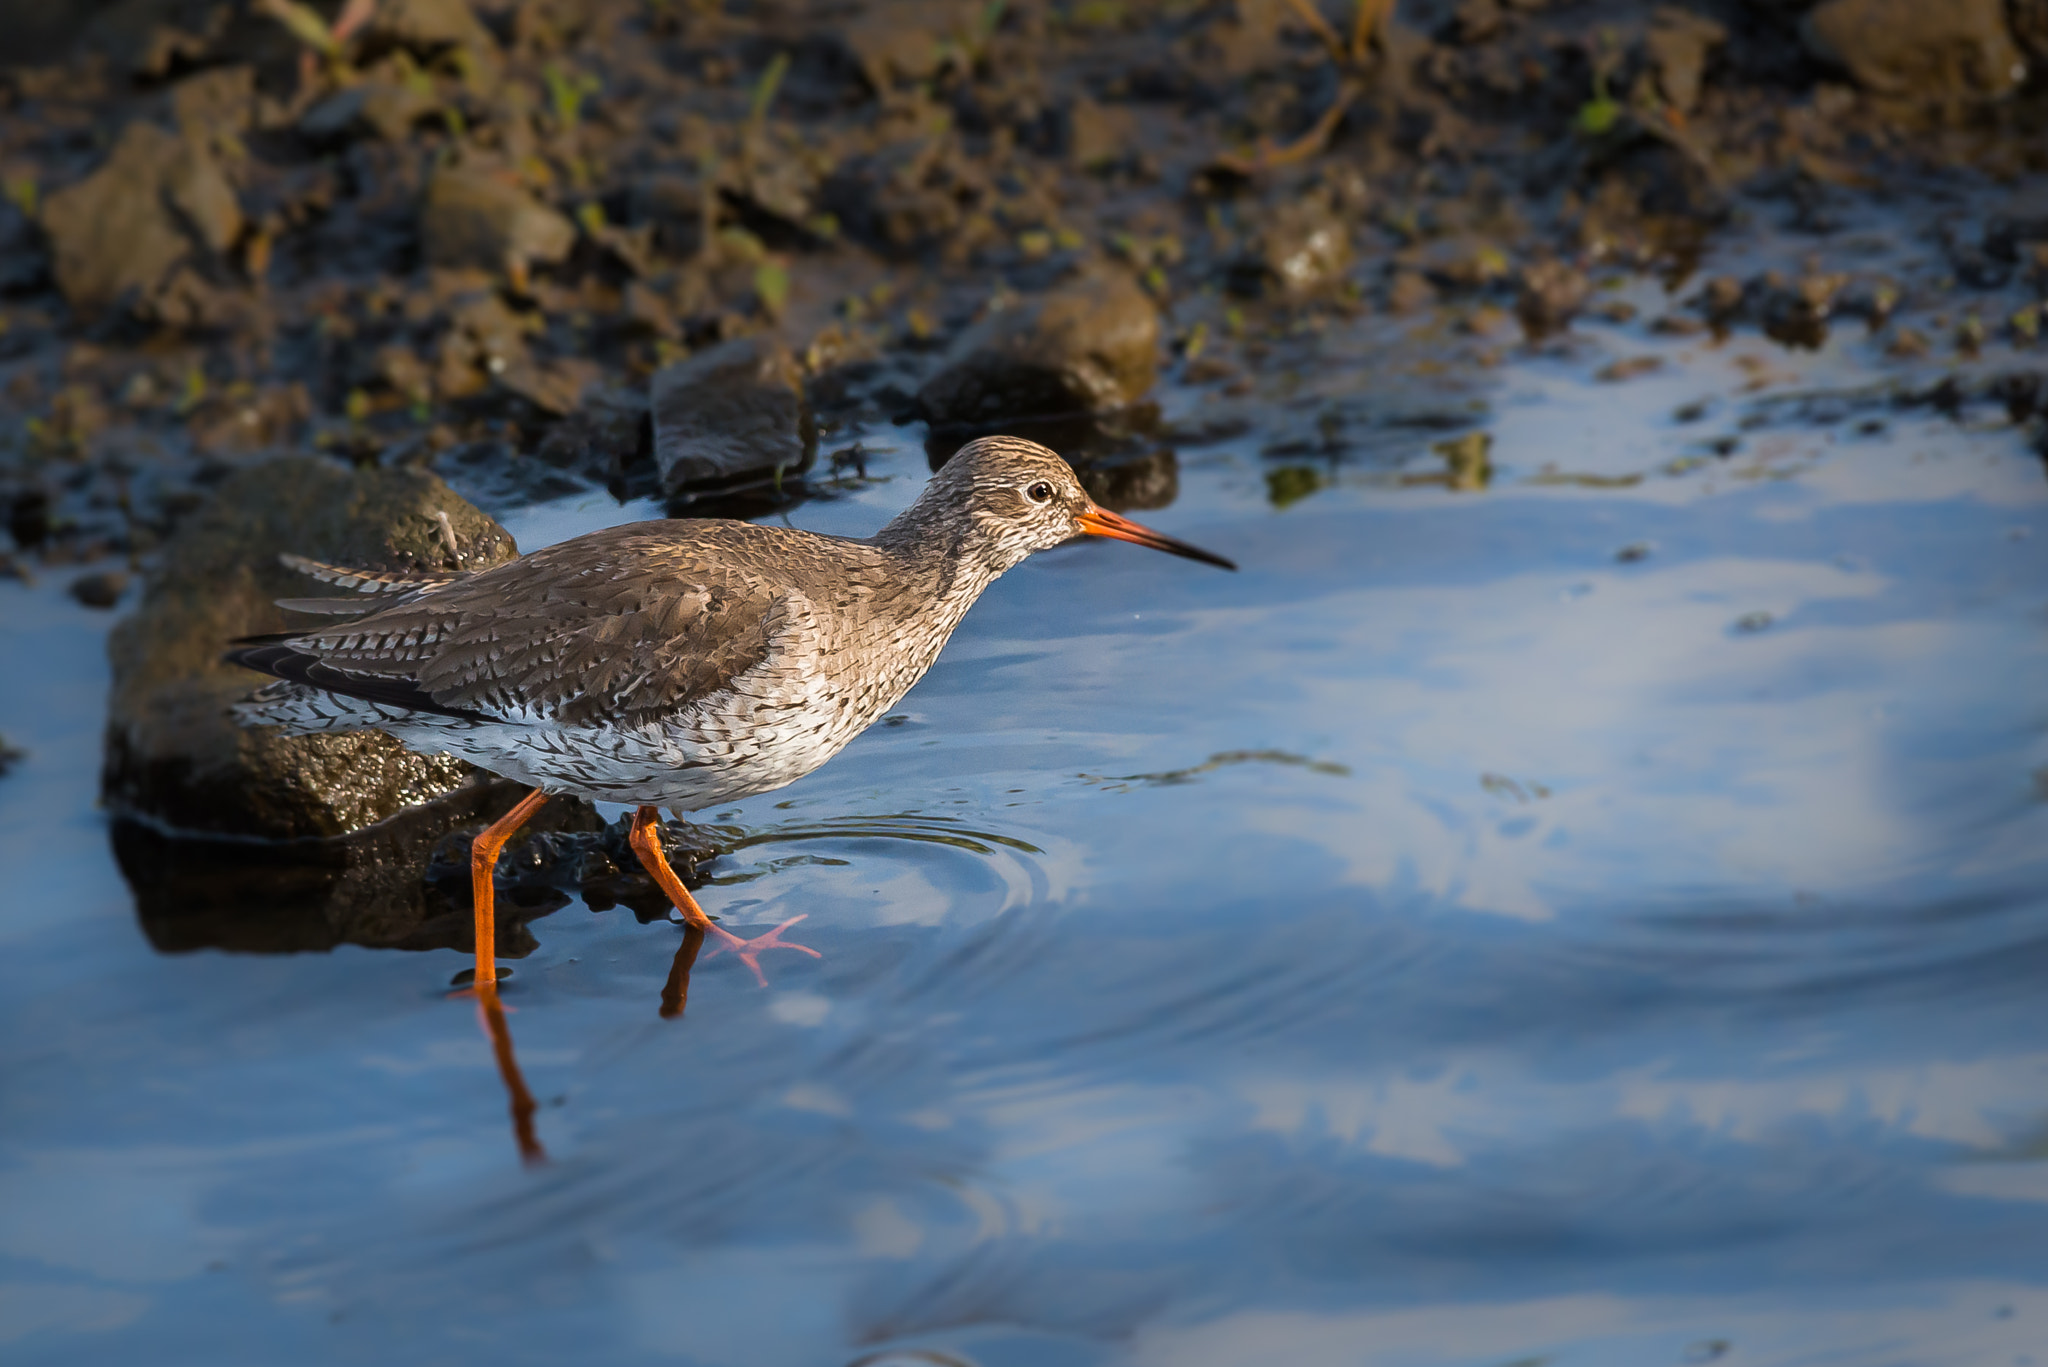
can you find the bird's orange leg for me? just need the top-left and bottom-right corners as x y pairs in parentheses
(468, 786), (548, 989)
(627, 805), (820, 988)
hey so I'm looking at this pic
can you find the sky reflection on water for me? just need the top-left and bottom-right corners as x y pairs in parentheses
(3, 320), (2048, 1366)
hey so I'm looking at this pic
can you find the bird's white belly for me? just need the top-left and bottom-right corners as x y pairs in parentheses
(244, 592), (959, 812)
(385, 673), (883, 810)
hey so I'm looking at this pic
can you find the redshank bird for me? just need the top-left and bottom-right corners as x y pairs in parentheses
(227, 436), (1234, 990)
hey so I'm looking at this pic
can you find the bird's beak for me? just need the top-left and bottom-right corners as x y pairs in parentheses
(1076, 505), (1237, 571)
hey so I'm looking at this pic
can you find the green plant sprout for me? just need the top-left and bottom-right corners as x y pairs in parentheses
(748, 52), (790, 135)
(545, 63), (602, 132)
(1576, 29), (1623, 136)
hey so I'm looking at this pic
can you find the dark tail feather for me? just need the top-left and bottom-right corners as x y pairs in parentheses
(223, 641), (496, 724)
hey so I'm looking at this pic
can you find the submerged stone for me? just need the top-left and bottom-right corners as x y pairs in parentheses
(1516, 259), (1589, 339)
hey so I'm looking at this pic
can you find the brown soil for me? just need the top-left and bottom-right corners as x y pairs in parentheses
(3, 0), (2048, 565)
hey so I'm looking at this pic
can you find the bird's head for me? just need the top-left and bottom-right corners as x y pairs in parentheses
(915, 435), (1237, 574)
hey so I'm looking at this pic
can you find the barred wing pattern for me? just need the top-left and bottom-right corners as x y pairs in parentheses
(231, 526), (803, 731)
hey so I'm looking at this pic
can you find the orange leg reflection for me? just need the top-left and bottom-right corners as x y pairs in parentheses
(468, 787), (549, 989)
(474, 983), (547, 1165)
(661, 924), (707, 1019)
(626, 804), (820, 987)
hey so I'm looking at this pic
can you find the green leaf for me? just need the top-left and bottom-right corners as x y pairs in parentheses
(748, 52), (791, 128)
(754, 261), (790, 314)
(252, 0), (339, 58)
(1576, 96), (1620, 136)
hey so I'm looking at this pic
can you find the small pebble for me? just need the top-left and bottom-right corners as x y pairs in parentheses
(1886, 326), (1930, 359)
(1615, 541), (1654, 562)
(68, 569), (129, 609)
(1732, 610), (1774, 634)
(1596, 356), (1663, 382)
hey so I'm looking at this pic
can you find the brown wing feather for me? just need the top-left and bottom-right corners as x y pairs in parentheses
(260, 523), (804, 729)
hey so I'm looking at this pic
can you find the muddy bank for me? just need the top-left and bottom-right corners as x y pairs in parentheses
(4, 1), (2046, 562)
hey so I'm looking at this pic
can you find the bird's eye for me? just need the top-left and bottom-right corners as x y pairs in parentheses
(1026, 481), (1054, 504)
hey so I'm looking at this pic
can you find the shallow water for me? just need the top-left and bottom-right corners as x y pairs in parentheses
(5, 277), (2048, 1366)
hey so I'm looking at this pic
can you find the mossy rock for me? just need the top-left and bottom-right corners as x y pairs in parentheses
(103, 457), (517, 839)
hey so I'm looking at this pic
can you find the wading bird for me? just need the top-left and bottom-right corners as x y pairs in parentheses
(229, 436), (1234, 991)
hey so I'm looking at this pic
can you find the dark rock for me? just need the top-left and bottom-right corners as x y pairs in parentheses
(2015, 0), (2048, 63)
(427, 810), (720, 923)
(1078, 449), (1179, 512)
(1387, 270), (1437, 314)
(916, 270), (1160, 428)
(1067, 98), (1138, 171)
(1229, 192), (1352, 297)
(434, 290), (536, 398)
(823, 139), (981, 259)
(1757, 271), (1846, 349)
(170, 64), (256, 146)
(1985, 185), (2048, 262)
(1408, 234), (1511, 292)
(421, 163), (577, 278)
(1201, 0), (1289, 75)
(1583, 128), (1728, 229)
(70, 569), (131, 609)
(1449, 0), (1504, 45)
(841, 0), (974, 90)
(429, 438), (594, 513)
(500, 356), (601, 417)
(163, 134), (243, 255)
(1988, 371), (2043, 423)
(1802, 0), (2025, 100)
(1516, 259), (1589, 339)
(630, 173), (711, 258)
(1698, 274), (1746, 324)
(82, 0), (233, 79)
(10, 488), (51, 550)
(300, 80), (441, 144)
(734, 135), (822, 228)
(1946, 234), (2011, 289)
(360, 0), (500, 62)
(103, 458), (518, 841)
(40, 120), (240, 315)
(432, 291), (596, 414)
(1645, 8), (1727, 114)
(535, 385), (652, 487)
(925, 406), (1162, 473)
(650, 337), (816, 505)
(0, 193), (45, 295)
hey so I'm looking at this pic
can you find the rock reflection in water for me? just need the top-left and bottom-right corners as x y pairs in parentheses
(110, 792), (719, 960)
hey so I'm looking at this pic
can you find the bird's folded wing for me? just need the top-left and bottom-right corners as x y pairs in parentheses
(235, 534), (799, 729)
